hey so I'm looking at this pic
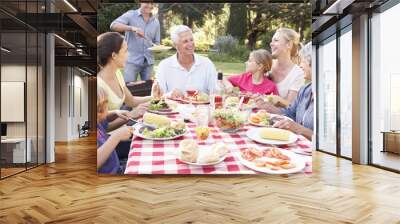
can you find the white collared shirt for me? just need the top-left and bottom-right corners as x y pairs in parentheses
(156, 53), (218, 95)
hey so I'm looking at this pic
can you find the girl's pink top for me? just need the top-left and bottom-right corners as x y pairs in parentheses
(228, 72), (279, 95)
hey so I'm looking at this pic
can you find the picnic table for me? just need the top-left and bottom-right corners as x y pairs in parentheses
(125, 113), (312, 175)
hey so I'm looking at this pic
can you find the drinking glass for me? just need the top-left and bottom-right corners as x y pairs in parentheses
(194, 105), (210, 141)
(185, 81), (198, 106)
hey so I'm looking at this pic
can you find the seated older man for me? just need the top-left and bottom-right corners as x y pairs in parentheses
(156, 25), (218, 98)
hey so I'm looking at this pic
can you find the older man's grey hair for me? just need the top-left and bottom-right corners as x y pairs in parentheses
(170, 25), (192, 44)
(300, 42), (312, 65)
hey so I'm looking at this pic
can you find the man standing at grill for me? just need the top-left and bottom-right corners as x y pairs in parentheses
(111, 3), (160, 83)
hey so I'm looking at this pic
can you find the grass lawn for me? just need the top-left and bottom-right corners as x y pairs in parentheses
(213, 61), (245, 76)
(153, 52), (245, 77)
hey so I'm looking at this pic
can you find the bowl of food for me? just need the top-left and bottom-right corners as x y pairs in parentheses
(213, 109), (245, 133)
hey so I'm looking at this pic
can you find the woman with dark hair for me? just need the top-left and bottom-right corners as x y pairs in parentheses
(97, 32), (160, 131)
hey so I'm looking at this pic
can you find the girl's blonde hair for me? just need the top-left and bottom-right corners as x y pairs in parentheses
(276, 28), (301, 64)
(250, 49), (272, 73)
(97, 86), (108, 114)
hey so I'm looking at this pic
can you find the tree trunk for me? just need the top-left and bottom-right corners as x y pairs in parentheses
(299, 17), (305, 41)
(188, 16), (194, 29)
(158, 3), (166, 39)
(226, 4), (247, 44)
(247, 30), (259, 49)
(246, 11), (262, 49)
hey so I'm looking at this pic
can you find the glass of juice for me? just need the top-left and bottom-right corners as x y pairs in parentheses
(186, 89), (198, 105)
(214, 95), (223, 109)
(194, 106), (210, 140)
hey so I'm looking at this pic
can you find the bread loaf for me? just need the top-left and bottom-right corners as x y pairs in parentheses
(197, 150), (220, 164)
(179, 140), (199, 163)
(211, 142), (228, 157)
(143, 112), (171, 128)
(259, 128), (290, 141)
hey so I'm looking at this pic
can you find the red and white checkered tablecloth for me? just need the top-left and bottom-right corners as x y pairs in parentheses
(125, 115), (312, 175)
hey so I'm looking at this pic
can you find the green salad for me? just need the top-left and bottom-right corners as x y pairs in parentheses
(149, 99), (170, 111)
(141, 127), (186, 138)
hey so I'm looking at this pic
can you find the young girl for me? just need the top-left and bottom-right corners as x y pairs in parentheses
(97, 87), (133, 174)
(224, 49), (278, 95)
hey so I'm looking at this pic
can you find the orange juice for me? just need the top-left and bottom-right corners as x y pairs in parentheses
(195, 126), (210, 140)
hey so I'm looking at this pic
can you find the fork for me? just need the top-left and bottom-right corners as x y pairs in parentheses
(129, 118), (156, 130)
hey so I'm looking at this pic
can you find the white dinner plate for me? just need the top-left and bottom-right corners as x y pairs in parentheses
(179, 153), (228, 166)
(134, 126), (186, 141)
(236, 149), (305, 174)
(246, 127), (298, 145)
(147, 109), (179, 115)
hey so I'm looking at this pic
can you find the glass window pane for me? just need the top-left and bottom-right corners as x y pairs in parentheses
(340, 28), (352, 158)
(317, 36), (337, 154)
(371, 3), (400, 171)
(1, 31), (27, 177)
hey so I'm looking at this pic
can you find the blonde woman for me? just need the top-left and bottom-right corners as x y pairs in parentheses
(267, 28), (305, 103)
(223, 49), (278, 95)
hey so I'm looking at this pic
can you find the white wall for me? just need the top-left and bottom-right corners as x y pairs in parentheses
(54, 67), (89, 141)
(1, 65), (26, 145)
(54, 67), (69, 141)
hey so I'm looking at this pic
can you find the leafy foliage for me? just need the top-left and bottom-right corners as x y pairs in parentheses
(213, 35), (238, 54)
(244, 3), (312, 49)
(97, 3), (312, 63)
(226, 4), (247, 44)
(97, 3), (138, 34)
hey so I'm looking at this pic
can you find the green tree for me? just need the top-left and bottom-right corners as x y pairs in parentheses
(159, 3), (224, 29)
(97, 3), (138, 34)
(226, 4), (247, 44)
(245, 3), (312, 49)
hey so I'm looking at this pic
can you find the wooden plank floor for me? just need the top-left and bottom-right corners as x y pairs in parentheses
(1, 135), (400, 224)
